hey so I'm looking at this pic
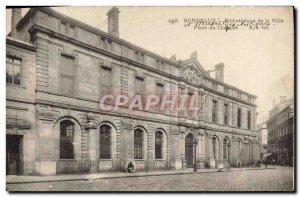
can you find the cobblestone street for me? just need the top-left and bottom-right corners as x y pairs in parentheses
(7, 167), (294, 192)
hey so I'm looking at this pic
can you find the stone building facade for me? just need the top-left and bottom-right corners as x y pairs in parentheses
(267, 97), (294, 165)
(257, 122), (268, 159)
(6, 7), (259, 175)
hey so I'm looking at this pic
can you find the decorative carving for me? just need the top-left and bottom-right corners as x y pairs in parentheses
(179, 126), (186, 134)
(171, 126), (180, 135)
(87, 112), (94, 121)
(85, 112), (96, 129)
(198, 129), (205, 136)
(170, 54), (177, 63)
(190, 51), (198, 60)
(180, 65), (204, 85)
(37, 105), (54, 121)
(136, 69), (146, 80)
(121, 118), (135, 130)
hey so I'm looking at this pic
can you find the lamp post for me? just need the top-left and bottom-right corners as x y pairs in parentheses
(193, 138), (198, 172)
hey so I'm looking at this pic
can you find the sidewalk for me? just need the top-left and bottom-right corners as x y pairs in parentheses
(6, 166), (274, 184)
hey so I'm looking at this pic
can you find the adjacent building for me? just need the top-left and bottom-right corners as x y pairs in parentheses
(6, 7), (259, 175)
(267, 97), (294, 165)
(257, 121), (268, 159)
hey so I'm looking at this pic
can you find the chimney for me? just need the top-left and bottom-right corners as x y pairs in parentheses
(280, 96), (286, 103)
(11, 8), (22, 39)
(107, 7), (120, 37)
(215, 63), (225, 82)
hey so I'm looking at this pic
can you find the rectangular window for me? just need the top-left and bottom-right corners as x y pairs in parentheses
(135, 51), (139, 61)
(135, 76), (145, 96)
(161, 62), (165, 71)
(247, 111), (251, 129)
(188, 92), (194, 118)
(213, 83), (217, 90)
(6, 56), (21, 86)
(60, 55), (76, 96)
(238, 92), (241, 99)
(155, 83), (164, 112)
(101, 37), (106, 49)
(140, 53), (145, 63)
(224, 104), (228, 125)
(100, 65), (112, 98)
(224, 87), (228, 94)
(107, 40), (112, 51)
(69, 25), (75, 37)
(61, 22), (66, 34)
(156, 60), (164, 71)
(212, 100), (217, 123)
(237, 108), (242, 128)
(199, 94), (206, 120)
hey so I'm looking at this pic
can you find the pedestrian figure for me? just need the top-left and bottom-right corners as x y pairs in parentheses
(217, 162), (224, 172)
(127, 162), (135, 173)
(264, 159), (268, 169)
(257, 159), (261, 167)
(226, 162), (230, 171)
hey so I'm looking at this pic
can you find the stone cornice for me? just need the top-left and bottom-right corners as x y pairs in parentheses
(6, 122), (31, 130)
(6, 37), (36, 52)
(19, 7), (179, 67)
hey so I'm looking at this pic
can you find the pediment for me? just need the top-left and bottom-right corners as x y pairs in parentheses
(179, 60), (208, 85)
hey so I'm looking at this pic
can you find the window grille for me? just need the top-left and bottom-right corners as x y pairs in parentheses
(60, 120), (75, 159)
(155, 131), (163, 159)
(134, 129), (143, 159)
(100, 125), (111, 159)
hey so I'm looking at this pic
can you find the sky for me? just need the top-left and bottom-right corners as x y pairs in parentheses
(6, 7), (294, 124)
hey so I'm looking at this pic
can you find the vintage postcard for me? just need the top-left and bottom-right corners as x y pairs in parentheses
(5, 6), (294, 192)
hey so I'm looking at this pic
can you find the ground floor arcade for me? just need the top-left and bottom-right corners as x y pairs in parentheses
(6, 105), (259, 175)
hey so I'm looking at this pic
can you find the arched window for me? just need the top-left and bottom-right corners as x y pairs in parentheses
(134, 129), (144, 159)
(100, 125), (111, 159)
(223, 138), (227, 160)
(185, 133), (194, 168)
(223, 138), (230, 161)
(60, 120), (75, 159)
(155, 131), (163, 159)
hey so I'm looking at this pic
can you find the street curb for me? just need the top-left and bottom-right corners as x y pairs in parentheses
(6, 167), (275, 185)
(87, 168), (276, 182)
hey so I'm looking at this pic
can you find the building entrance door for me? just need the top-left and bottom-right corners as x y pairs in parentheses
(185, 133), (194, 168)
(6, 135), (22, 175)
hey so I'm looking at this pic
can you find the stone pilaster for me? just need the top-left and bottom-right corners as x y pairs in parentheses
(197, 129), (206, 168)
(120, 119), (135, 171)
(35, 105), (56, 175)
(208, 137), (215, 168)
(179, 126), (186, 169)
(178, 83), (187, 120)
